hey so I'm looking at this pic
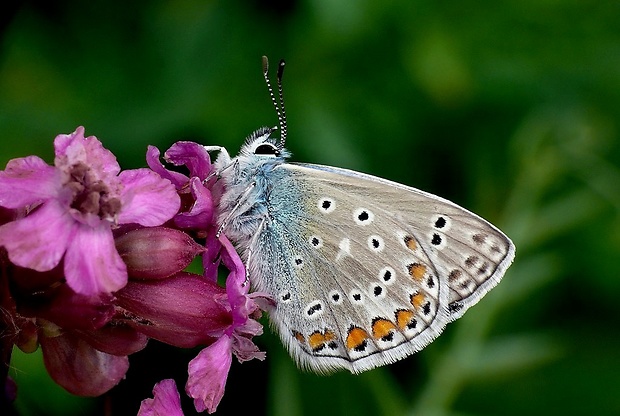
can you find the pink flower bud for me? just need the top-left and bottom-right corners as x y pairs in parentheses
(115, 227), (204, 279)
(116, 273), (232, 348)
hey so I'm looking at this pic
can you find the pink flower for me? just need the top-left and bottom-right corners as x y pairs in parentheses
(0, 127), (180, 295)
(1, 133), (273, 412)
(148, 141), (272, 413)
(185, 235), (271, 414)
(146, 142), (215, 232)
(186, 335), (233, 414)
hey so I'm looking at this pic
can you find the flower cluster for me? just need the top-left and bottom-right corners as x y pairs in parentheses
(0, 127), (269, 414)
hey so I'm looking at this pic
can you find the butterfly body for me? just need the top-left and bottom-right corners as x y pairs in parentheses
(213, 126), (515, 374)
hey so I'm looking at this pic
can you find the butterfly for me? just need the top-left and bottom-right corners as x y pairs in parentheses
(207, 57), (515, 374)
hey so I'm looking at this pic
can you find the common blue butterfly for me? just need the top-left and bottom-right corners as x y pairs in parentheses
(207, 57), (515, 373)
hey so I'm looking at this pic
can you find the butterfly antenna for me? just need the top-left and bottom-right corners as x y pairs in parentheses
(262, 56), (287, 149)
(276, 59), (287, 148)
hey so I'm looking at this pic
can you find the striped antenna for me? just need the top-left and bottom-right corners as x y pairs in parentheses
(276, 59), (287, 147)
(261, 56), (288, 148)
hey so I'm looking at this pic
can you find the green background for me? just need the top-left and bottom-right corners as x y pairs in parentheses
(2, 1), (620, 415)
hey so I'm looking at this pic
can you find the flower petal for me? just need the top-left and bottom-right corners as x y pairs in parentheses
(186, 335), (233, 414)
(231, 331), (266, 362)
(146, 146), (189, 189)
(202, 230), (222, 283)
(219, 235), (247, 294)
(0, 200), (74, 272)
(173, 177), (214, 230)
(54, 126), (120, 179)
(41, 331), (129, 396)
(164, 141), (213, 181)
(0, 155), (60, 208)
(118, 169), (180, 226)
(64, 223), (127, 295)
(139, 379), (185, 416)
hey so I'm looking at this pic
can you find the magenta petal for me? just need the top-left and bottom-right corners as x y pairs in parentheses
(202, 231), (222, 282)
(41, 331), (129, 396)
(54, 127), (120, 179)
(219, 235), (256, 327)
(118, 168), (180, 226)
(231, 331), (266, 362)
(173, 177), (214, 229)
(164, 141), (213, 181)
(186, 335), (233, 414)
(219, 235), (247, 294)
(146, 145), (189, 189)
(64, 224), (127, 295)
(0, 200), (74, 272)
(0, 155), (60, 208)
(139, 379), (185, 416)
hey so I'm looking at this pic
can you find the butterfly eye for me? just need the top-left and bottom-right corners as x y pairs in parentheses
(254, 143), (280, 156)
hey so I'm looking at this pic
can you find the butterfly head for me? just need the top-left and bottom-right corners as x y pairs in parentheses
(240, 125), (291, 160)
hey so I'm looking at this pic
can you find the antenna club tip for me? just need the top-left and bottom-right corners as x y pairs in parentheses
(262, 56), (269, 72)
(277, 59), (286, 79)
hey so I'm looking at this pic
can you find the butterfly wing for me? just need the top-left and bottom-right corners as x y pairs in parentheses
(246, 162), (515, 374)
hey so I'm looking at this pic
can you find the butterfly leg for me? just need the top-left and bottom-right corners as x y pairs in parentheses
(242, 215), (267, 286)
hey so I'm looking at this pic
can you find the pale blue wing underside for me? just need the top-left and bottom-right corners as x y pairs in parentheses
(245, 162), (515, 374)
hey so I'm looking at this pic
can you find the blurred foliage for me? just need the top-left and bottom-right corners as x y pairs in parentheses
(2, 0), (620, 415)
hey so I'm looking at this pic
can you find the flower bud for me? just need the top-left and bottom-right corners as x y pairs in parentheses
(115, 227), (204, 279)
(40, 330), (129, 397)
(21, 285), (115, 331)
(116, 272), (231, 348)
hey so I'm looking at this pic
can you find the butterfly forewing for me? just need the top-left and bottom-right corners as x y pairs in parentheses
(289, 163), (515, 320)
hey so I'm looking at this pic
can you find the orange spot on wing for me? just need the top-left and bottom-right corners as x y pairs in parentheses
(308, 330), (336, 350)
(395, 309), (415, 330)
(410, 292), (425, 309)
(408, 263), (427, 281)
(293, 331), (305, 343)
(372, 318), (396, 339)
(404, 236), (417, 251)
(346, 327), (370, 350)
